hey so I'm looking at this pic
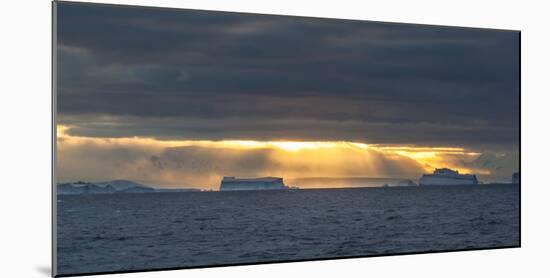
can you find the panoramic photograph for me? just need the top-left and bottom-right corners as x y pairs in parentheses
(54, 1), (520, 276)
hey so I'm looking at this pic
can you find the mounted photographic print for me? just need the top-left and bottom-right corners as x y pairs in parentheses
(53, 1), (520, 276)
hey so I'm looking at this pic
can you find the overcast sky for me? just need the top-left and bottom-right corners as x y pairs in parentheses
(55, 2), (519, 187)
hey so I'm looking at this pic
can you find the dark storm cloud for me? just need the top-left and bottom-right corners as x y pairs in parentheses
(56, 2), (519, 148)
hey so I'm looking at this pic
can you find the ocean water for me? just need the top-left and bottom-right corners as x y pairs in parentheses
(56, 185), (519, 275)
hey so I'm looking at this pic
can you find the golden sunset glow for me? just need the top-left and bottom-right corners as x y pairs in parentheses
(57, 124), (489, 188)
(371, 145), (485, 174)
(58, 125), (357, 151)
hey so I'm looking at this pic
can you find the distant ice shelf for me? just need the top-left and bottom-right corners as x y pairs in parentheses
(56, 180), (200, 195)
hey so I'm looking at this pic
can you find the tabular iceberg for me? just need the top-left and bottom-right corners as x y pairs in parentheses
(220, 176), (288, 191)
(419, 168), (478, 186)
(512, 172), (520, 184)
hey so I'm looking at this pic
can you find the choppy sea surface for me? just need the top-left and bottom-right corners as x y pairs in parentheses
(56, 184), (519, 275)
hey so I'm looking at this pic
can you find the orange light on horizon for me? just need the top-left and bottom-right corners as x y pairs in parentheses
(56, 124), (487, 179)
